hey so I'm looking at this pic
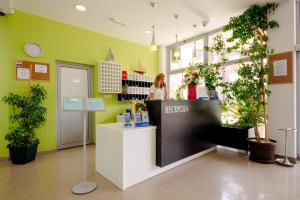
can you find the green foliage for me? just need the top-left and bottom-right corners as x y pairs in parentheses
(2, 84), (47, 147)
(196, 62), (223, 90)
(175, 62), (222, 99)
(175, 83), (186, 100)
(174, 3), (279, 139)
(209, 3), (279, 140)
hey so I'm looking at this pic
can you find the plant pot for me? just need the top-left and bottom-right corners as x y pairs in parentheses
(188, 84), (197, 100)
(8, 143), (38, 164)
(248, 138), (276, 163)
(207, 90), (218, 100)
(215, 127), (249, 151)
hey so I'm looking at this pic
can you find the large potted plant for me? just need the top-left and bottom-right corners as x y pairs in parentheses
(2, 84), (47, 164)
(210, 3), (279, 162)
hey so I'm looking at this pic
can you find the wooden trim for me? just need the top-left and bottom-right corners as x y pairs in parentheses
(15, 60), (50, 81)
(268, 51), (293, 84)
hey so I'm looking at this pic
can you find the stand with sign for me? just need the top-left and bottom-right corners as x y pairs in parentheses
(63, 98), (105, 194)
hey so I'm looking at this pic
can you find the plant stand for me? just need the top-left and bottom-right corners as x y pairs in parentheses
(275, 128), (296, 167)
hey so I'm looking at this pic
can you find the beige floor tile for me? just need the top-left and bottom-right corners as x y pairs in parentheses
(1, 145), (300, 200)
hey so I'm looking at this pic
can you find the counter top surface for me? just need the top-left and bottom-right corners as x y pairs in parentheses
(96, 122), (156, 132)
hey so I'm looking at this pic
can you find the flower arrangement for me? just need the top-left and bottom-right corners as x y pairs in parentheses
(175, 67), (200, 99)
(183, 67), (200, 85)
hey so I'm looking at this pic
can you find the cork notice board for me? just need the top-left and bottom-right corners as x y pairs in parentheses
(268, 52), (293, 84)
(16, 60), (50, 81)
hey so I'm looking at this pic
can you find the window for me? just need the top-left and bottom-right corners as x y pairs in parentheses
(208, 30), (242, 64)
(169, 73), (186, 99)
(168, 38), (204, 99)
(223, 64), (239, 83)
(167, 29), (247, 101)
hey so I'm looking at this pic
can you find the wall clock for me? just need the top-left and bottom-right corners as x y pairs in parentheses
(24, 42), (42, 57)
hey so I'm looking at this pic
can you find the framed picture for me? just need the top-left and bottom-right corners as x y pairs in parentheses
(268, 51), (293, 84)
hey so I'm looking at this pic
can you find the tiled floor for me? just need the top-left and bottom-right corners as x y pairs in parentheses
(0, 145), (299, 200)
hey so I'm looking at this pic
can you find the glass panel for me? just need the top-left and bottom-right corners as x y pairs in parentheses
(169, 73), (187, 99)
(170, 49), (181, 71)
(170, 39), (204, 71)
(193, 39), (204, 64)
(180, 42), (193, 68)
(223, 64), (239, 83)
(208, 30), (242, 64)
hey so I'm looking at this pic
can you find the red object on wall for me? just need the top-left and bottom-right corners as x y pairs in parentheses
(122, 71), (127, 80)
(188, 84), (197, 100)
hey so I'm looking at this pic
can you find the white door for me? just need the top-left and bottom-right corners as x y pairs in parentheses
(57, 62), (93, 149)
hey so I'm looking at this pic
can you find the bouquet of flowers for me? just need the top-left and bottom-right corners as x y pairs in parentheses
(183, 68), (200, 85)
(175, 67), (200, 100)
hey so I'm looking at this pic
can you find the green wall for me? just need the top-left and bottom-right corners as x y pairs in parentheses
(0, 11), (158, 157)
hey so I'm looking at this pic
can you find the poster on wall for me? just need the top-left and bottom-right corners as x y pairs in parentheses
(16, 68), (30, 80)
(15, 60), (50, 81)
(268, 51), (293, 84)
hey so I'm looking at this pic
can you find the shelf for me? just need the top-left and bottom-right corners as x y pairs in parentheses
(122, 80), (152, 88)
(118, 94), (148, 101)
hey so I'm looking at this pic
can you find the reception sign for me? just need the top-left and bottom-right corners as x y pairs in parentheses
(146, 100), (221, 167)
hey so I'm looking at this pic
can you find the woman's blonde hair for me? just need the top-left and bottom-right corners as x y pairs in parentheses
(154, 73), (165, 88)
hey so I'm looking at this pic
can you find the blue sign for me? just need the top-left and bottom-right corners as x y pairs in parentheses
(63, 98), (83, 111)
(87, 98), (105, 111)
(63, 98), (105, 111)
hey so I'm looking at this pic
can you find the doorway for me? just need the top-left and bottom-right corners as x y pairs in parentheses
(56, 61), (93, 149)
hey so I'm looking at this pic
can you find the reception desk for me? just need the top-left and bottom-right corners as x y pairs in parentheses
(96, 100), (221, 190)
(146, 100), (221, 167)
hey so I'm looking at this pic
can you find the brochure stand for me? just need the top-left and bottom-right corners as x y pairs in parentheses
(63, 97), (105, 194)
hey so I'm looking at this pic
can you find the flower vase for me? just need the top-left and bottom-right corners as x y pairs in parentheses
(188, 84), (197, 100)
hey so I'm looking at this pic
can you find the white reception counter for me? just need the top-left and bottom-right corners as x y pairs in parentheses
(96, 123), (215, 190)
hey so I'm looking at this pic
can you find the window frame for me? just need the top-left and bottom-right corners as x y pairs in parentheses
(166, 27), (250, 98)
(167, 32), (207, 98)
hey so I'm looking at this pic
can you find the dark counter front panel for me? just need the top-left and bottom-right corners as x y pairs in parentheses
(146, 100), (221, 167)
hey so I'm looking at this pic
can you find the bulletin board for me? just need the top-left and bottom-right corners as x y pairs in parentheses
(15, 60), (50, 81)
(268, 51), (293, 84)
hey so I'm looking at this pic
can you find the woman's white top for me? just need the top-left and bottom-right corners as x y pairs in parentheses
(148, 85), (166, 100)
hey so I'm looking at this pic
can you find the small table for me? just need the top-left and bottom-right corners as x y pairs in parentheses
(275, 128), (296, 167)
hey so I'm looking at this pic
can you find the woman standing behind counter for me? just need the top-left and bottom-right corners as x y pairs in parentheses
(148, 73), (168, 100)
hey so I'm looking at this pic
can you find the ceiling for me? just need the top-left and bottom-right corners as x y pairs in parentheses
(13, 0), (284, 46)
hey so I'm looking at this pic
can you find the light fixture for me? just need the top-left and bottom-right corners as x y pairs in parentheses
(74, 4), (87, 12)
(150, 1), (157, 51)
(144, 30), (152, 34)
(150, 25), (157, 51)
(109, 17), (127, 26)
(174, 14), (180, 59)
(192, 24), (197, 60)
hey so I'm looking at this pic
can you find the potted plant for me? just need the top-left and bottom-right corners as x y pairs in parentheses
(176, 67), (200, 100)
(209, 3), (279, 162)
(2, 84), (47, 164)
(195, 62), (223, 100)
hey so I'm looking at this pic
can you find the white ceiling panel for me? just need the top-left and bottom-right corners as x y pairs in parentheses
(13, 0), (285, 46)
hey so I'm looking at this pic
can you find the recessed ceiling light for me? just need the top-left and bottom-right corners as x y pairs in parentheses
(74, 4), (87, 12)
(144, 30), (152, 34)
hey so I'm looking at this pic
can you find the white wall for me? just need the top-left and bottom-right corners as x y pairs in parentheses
(159, 45), (168, 75)
(267, 0), (297, 158)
